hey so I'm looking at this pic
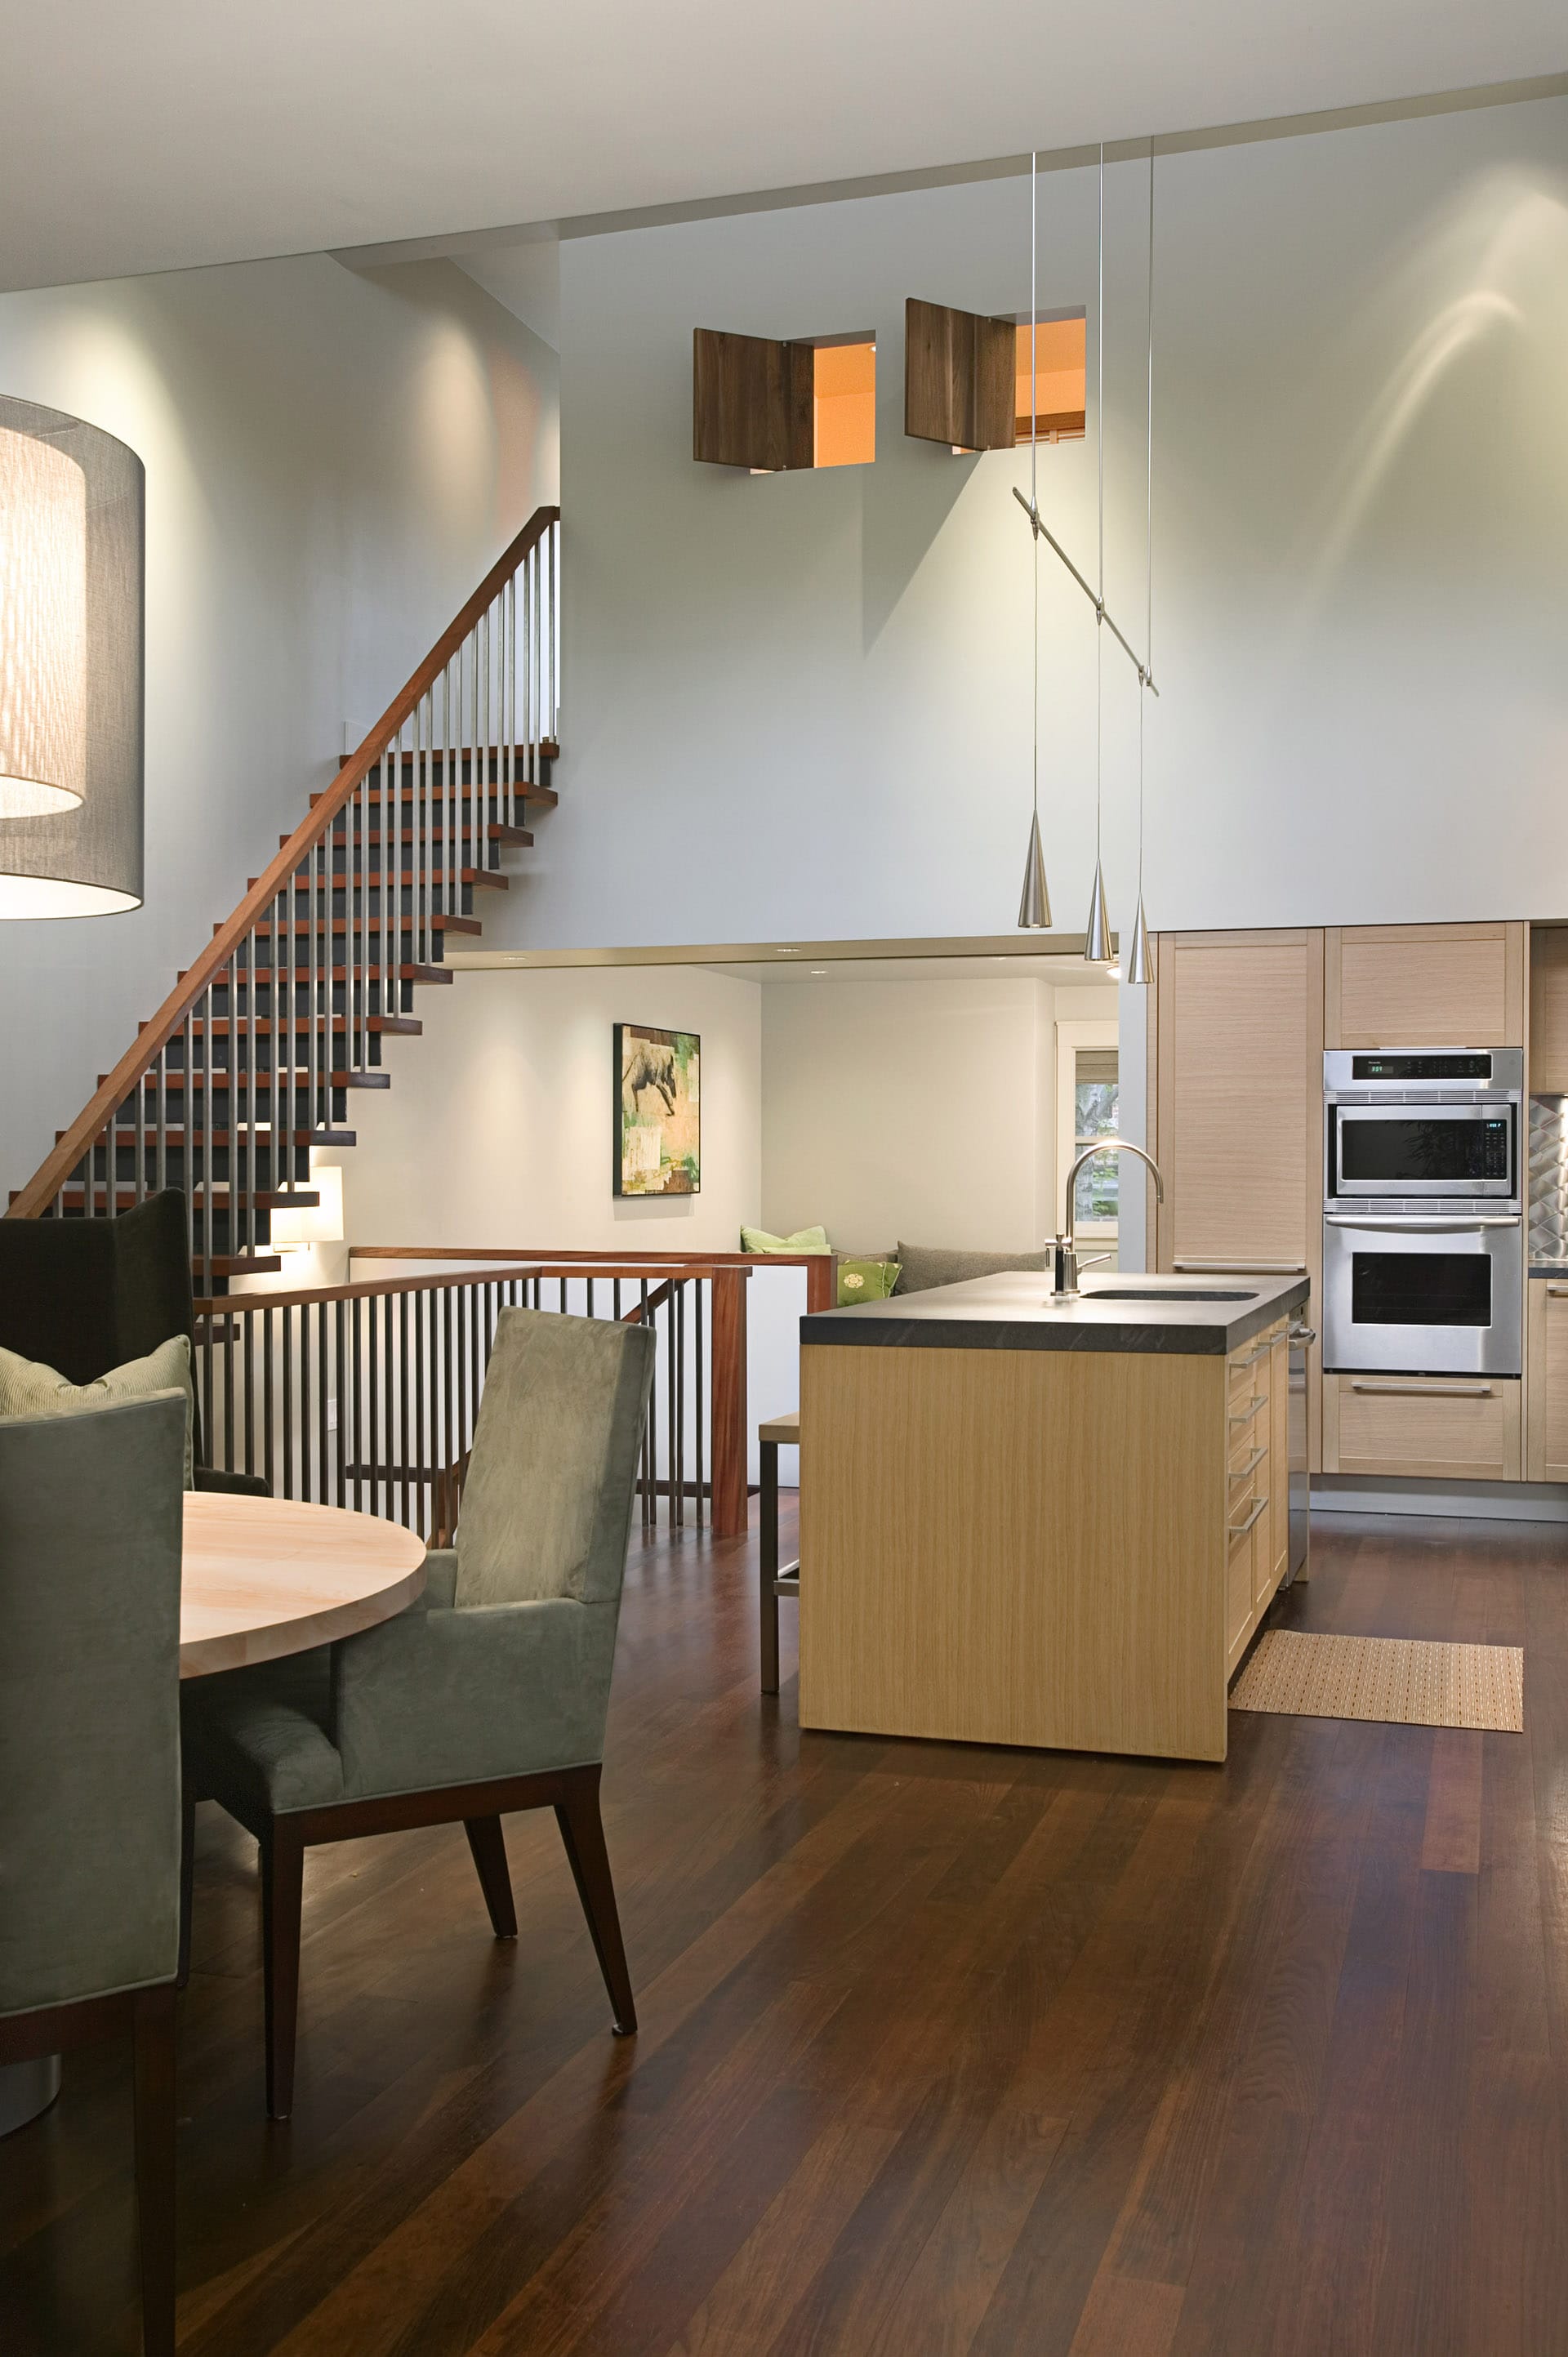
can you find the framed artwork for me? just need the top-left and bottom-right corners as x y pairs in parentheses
(615, 1023), (701, 1196)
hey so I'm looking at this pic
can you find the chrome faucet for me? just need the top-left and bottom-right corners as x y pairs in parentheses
(1052, 1139), (1165, 1297)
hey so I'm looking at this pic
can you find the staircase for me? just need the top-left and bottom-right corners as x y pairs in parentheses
(6, 508), (561, 1290)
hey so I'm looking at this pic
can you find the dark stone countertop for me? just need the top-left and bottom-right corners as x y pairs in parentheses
(800, 1269), (1311, 1357)
(1530, 1260), (1568, 1278)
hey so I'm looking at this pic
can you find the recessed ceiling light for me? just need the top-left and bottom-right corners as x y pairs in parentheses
(775, 946), (800, 955)
(809, 968), (827, 975)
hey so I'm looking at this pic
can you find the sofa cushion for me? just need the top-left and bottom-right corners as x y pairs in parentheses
(741, 1224), (830, 1254)
(893, 1241), (1048, 1295)
(836, 1257), (900, 1306)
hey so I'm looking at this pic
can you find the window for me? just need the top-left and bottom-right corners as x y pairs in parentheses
(693, 327), (875, 471)
(1071, 1047), (1120, 1225)
(813, 338), (875, 468)
(1055, 1018), (1119, 1244)
(1015, 311), (1086, 443)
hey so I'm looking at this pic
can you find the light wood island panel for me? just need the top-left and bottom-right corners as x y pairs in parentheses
(800, 1341), (1243, 1763)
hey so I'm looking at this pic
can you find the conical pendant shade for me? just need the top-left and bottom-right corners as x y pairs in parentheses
(1084, 855), (1111, 963)
(1125, 893), (1154, 986)
(1017, 810), (1051, 929)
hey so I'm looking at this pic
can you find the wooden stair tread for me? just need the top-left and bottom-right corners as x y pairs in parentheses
(206, 1254), (283, 1277)
(281, 826), (533, 850)
(29, 1186), (323, 1211)
(248, 913), (482, 937)
(185, 1016), (422, 1037)
(123, 1070), (391, 1092)
(87, 1127), (358, 1148)
(311, 782), (557, 812)
(261, 867), (510, 891)
(336, 741), (559, 769)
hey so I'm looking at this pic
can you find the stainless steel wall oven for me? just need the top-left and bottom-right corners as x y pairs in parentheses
(1322, 1049), (1523, 1377)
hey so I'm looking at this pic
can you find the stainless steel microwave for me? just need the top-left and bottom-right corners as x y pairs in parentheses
(1324, 1049), (1522, 1208)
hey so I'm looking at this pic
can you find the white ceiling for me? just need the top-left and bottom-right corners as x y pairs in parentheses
(3, 2), (1564, 292)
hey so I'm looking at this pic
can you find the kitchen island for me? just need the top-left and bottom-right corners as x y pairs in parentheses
(798, 1270), (1310, 1763)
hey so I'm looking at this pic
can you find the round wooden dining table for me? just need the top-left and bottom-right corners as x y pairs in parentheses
(0, 1492), (425, 2140)
(179, 1490), (427, 1678)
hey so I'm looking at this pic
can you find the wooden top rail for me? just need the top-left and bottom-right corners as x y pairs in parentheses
(193, 1261), (726, 1317)
(349, 1245), (820, 1270)
(194, 1266), (547, 1317)
(8, 506), (560, 1223)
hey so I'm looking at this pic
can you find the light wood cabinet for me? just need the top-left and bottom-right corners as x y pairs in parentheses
(1223, 1318), (1286, 1674)
(1526, 1279), (1568, 1481)
(1322, 1372), (1521, 1481)
(1152, 931), (1323, 1468)
(1326, 922), (1526, 1049)
(1529, 927), (1568, 1094)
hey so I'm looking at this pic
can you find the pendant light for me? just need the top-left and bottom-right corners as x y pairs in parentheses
(1083, 143), (1112, 968)
(0, 398), (144, 918)
(1125, 145), (1156, 988)
(1016, 148), (1052, 930)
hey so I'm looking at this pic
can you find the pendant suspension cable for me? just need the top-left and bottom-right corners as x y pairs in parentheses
(1030, 148), (1039, 523)
(1017, 143), (1051, 929)
(1141, 144), (1153, 898)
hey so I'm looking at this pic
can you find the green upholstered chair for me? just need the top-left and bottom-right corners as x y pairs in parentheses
(0, 1391), (187, 2357)
(182, 1306), (657, 2119)
(0, 1188), (265, 1497)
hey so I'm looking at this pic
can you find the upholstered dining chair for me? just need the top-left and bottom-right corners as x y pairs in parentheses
(182, 1306), (657, 2119)
(0, 1188), (265, 1497)
(0, 1391), (187, 2357)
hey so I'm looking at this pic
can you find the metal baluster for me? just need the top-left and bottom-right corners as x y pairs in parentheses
(336, 1298), (348, 1508)
(299, 1299), (312, 1504)
(264, 1303), (275, 1495)
(132, 1017), (145, 1210)
(318, 1292), (330, 1506)
(366, 1294), (378, 1518)
(413, 1290), (425, 1538)
(283, 1303), (294, 1499)
(307, 832), (319, 1142)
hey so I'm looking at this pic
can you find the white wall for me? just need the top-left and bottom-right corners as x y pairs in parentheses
(500, 93), (1568, 960)
(0, 251), (558, 1196)
(760, 971), (1118, 1259)
(331, 964), (761, 1254)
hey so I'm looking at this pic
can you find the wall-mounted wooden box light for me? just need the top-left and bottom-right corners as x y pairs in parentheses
(693, 328), (875, 471)
(905, 299), (1085, 452)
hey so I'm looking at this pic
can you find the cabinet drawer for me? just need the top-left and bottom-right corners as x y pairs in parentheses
(1327, 1375), (1521, 1481)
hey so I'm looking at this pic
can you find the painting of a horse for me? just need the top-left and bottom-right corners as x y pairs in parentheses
(614, 1023), (701, 1196)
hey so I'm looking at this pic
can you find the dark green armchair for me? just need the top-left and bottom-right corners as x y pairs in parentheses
(0, 1392), (187, 2356)
(0, 1189), (265, 1496)
(182, 1305), (656, 2117)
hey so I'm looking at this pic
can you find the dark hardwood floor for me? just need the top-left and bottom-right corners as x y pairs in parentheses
(4, 1504), (1566, 2355)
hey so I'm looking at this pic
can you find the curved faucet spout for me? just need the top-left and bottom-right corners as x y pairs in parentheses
(1055, 1138), (1166, 1298)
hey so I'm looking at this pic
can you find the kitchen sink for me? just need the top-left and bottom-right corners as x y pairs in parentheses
(1086, 1288), (1256, 1302)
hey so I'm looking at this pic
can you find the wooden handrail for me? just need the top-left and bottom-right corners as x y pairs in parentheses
(8, 506), (560, 1222)
(192, 1261), (727, 1317)
(350, 1241), (835, 1313)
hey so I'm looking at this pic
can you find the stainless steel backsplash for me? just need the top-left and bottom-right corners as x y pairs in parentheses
(1530, 1096), (1568, 1259)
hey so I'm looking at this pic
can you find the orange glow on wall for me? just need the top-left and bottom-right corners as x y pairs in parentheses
(1015, 317), (1086, 441)
(813, 341), (875, 467)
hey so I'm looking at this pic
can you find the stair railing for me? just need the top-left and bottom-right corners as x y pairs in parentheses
(191, 1259), (725, 1541)
(6, 507), (561, 1296)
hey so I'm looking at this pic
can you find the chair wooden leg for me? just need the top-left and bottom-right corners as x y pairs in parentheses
(463, 1815), (518, 1940)
(555, 1767), (636, 2036)
(260, 1825), (304, 2120)
(131, 1984), (176, 2357)
(176, 1789), (196, 1990)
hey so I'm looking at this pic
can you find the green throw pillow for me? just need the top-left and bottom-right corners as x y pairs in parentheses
(0, 1334), (196, 1489)
(836, 1257), (900, 1306)
(741, 1224), (830, 1254)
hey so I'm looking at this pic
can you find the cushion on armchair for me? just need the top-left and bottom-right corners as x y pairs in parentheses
(0, 1335), (196, 1487)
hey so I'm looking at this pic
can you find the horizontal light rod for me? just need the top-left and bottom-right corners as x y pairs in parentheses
(1013, 488), (1158, 695)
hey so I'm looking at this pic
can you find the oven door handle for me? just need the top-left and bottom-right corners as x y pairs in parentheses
(1324, 1215), (1519, 1232)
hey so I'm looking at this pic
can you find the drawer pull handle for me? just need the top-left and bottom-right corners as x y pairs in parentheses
(1175, 1259), (1307, 1273)
(1231, 1339), (1273, 1371)
(1229, 1495), (1269, 1538)
(1548, 1287), (1568, 1299)
(1229, 1446), (1267, 1481)
(1227, 1395), (1266, 1422)
(1349, 1380), (1494, 1398)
